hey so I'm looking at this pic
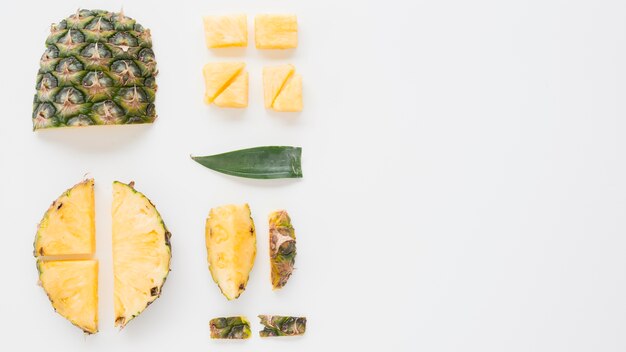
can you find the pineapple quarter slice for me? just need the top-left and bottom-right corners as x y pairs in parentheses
(203, 62), (247, 107)
(203, 14), (248, 48)
(206, 204), (256, 300)
(34, 179), (95, 256)
(263, 65), (302, 112)
(37, 259), (98, 334)
(112, 181), (171, 328)
(255, 14), (298, 49)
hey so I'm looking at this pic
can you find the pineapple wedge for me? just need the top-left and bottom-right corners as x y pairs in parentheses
(206, 204), (256, 300)
(269, 210), (297, 289)
(37, 259), (98, 334)
(112, 181), (171, 328)
(263, 64), (302, 112)
(255, 14), (298, 49)
(34, 179), (95, 256)
(203, 14), (248, 48)
(202, 62), (248, 108)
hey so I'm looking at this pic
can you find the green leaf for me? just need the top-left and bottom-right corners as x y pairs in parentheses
(192, 146), (303, 179)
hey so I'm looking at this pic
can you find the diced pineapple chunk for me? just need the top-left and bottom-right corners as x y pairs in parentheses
(263, 64), (302, 112)
(203, 14), (248, 48)
(214, 71), (248, 108)
(255, 14), (298, 49)
(203, 62), (247, 108)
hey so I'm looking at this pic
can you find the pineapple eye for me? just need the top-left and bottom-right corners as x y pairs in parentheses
(80, 43), (112, 59)
(118, 87), (148, 103)
(54, 87), (85, 104)
(57, 29), (85, 45)
(108, 32), (138, 48)
(85, 17), (113, 32)
(110, 60), (142, 85)
(55, 57), (84, 74)
(33, 103), (56, 120)
(41, 45), (59, 62)
(82, 71), (113, 88)
(37, 73), (58, 90)
(138, 48), (155, 65)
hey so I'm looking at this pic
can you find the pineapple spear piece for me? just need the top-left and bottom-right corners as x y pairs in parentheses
(210, 316), (252, 339)
(258, 315), (307, 337)
(205, 204), (256, 300)
(269, 210), (296, 289)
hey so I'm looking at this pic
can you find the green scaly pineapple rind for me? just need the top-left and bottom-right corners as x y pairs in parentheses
(33, 9), (158, 130)
(210, 317), (251, 339)
(269, 210), (296, 289)
(258, 315), (306, 337)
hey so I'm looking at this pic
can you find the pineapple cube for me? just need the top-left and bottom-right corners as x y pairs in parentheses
(203, 14), (248, 48)
(203, 62), (248, 108)
(263, 64), (302, 112)
(255, 14), (298, 49)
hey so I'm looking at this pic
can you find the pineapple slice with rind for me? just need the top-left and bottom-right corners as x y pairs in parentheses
(34, 179), (95, 257)
(112, 181), (171, 328)
(273, 74), (303, 112)
(203, 14), (248, 48)
(206, 204), (256, 300)
(255, 14), (298, 49)
(202, 62), (247, 106)
(214, 71), (248, 108)
(37, 259), (98, 334)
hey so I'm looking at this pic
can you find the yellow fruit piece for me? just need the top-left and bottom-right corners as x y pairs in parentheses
(206, 204), (256, 300)
(255, 14), (298, 49)
(214, 71), (248, 108)
(37, 259), (98, 334)
(273, 74), (303, 112)
(203, 14), (248, 48)
(112, 181), (171, 328)
(263, 64), (295, 109)
(202, 62), (248, 107)
(34, 179), (95, 257)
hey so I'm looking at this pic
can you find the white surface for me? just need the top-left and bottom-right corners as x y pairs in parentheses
(0, 0), (625, 350)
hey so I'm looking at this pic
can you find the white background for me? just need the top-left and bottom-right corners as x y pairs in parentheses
(0, 0), (625, 351)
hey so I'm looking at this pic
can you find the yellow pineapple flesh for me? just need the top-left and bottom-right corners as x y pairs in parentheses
(205, 204), (256, 300)
(214, 71), (248, 108)
(255, 14), (298, 49)
(37, 259), (98, 334)
(34, 179), (95, 256)
(273, 74), (303, 112)
(263, 64), (294, 109)
(112, 181), (171, 328)
(202, 62), (246, 106)
(203, 14), (248, 48)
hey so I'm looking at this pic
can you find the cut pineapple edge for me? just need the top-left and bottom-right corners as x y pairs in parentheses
(255, 14), (298, 49)
(112, 181), (171, 329)
(205, 204), (257, 300)
(202, 62), (248, 108)
(34, 179), (98, 334)
(263, 64), (303, 112)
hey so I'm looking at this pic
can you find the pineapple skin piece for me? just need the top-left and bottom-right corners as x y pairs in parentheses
(269, 210), (297, 289)
(34, 179), (95, 257)
(33, 10), (158, 129)
(206, 204), (256, 300)
(210, 316), (252, 339)
(255, 14), (298, 49)
(112, 181), (171, 328)
(203, 14), (248, 48)
(37, 259), (99, 334)
(202, 62), (246, 106)
(258, 315), (306, 337)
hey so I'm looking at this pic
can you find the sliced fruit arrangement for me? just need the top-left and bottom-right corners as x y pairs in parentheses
(192, 146), (303, 179)
(258, 315), (307, 337)
(34, 179), (95, 257)
(34, 179), (98, 334)
(205, 204), (256, 300)
(112, 181), (171, 328)
(263, 64), (302, 112)
(37, 260), (98, 334)
(203, 14), (248, 48)
(255, 14), (298, 49)
(210, 316), (252, 339)
(202, 62), (248, 108)
(269, 210), (297, 289)
(33, 9), (158, 129)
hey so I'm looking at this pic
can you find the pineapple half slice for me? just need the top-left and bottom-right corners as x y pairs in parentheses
(37, 259), (98, 334)
(203, 62), (248, 108)
(263, 64), (302, 112)
(34, 179), (95, 256)
(112, 181), (171, 328)
(205, 204), (256, 300)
